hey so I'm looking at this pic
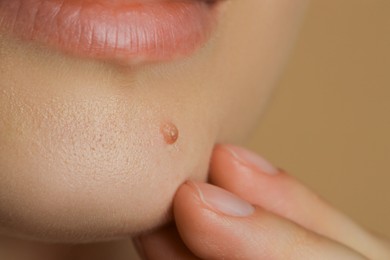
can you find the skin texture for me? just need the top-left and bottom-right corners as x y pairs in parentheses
(0, 0), (308, 245)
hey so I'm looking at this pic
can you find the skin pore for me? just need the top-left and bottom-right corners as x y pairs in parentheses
(0, 0), (308, 258)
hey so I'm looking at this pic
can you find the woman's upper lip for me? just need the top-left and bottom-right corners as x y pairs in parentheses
(0, 0), (222, 65)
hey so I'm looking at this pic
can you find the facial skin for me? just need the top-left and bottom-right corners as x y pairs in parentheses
(0, 0), (308, 243)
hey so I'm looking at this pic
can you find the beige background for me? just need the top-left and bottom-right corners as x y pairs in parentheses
(249, 1), (390, 236)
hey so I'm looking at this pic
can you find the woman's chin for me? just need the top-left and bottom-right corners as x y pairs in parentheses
(0, 139), (212, 243)
(0, 91), (216, 243)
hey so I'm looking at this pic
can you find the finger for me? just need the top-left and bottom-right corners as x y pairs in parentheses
(134, 224), (199, 260)
(174, 181), (366, 260)
(209, 144), (388, 259)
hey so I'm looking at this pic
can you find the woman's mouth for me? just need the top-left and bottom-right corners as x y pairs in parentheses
(0, 0), (223, 65)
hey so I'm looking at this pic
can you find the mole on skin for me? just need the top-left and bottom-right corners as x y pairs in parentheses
(161, 122), (179, 145)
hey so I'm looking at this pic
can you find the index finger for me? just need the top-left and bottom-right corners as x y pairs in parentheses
(209, 144), (389, 259)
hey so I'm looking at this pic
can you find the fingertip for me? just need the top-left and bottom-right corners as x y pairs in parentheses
(173, 181), (259, 259)
(212, 144), (281, 178)
(224, 144), (279, 175)
(173, 181), (202, 217)
(173, 181), (209, 238)
(173, 182), (215, 259)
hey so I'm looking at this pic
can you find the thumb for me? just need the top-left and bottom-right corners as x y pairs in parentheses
(173, 181), (366, 260)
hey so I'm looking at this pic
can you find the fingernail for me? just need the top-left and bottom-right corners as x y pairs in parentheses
(224, 145), (279, 175)
(187, 181), (255, 217)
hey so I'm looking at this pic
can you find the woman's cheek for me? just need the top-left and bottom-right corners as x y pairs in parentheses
(0, 85), (215, 242)
(0, 0), (308, 242)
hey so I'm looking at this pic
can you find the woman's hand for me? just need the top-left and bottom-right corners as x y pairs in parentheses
(134, 144), (390, 259)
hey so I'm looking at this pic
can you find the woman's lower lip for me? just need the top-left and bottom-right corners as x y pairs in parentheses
(0, 0), (221, 64)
